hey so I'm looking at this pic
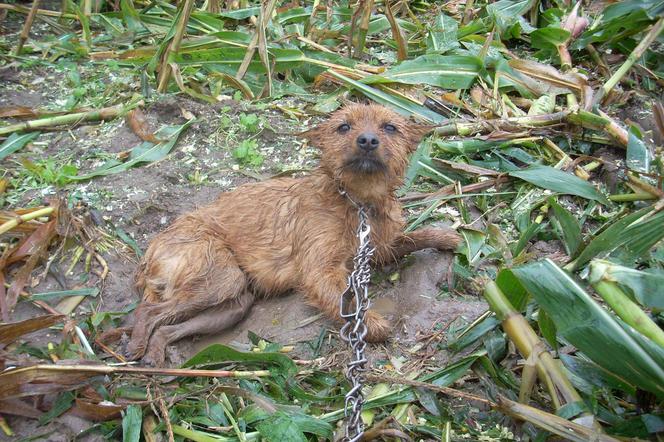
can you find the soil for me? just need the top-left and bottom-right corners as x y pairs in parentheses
(1, 73), (488, 439)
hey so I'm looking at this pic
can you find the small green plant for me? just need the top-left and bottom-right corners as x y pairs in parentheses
(21, 158), (78, 186)
(232, 139), (263, 167)
(238, 113), (261, 133)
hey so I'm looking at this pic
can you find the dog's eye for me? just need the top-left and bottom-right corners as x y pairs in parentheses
(337, 123), (351, 133)
(383, 123), (397, 133)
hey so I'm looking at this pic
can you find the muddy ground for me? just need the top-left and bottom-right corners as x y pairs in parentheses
(1, 63), (488, 439)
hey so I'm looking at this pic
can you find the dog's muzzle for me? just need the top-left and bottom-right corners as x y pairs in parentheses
(345, 152), (386, 174)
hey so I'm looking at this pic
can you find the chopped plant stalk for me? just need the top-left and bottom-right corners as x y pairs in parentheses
(384, 0), (407, 61)
(595, 17), (664, 106)
(589, 261), (664, 348)
(0, 101), (142, 136)
(13, 0), (40, 56)
(434, 111), (570, 136)
(483, 281), (587, 412)
(0, 207), (54, 236)
(157, 0), (195, 93)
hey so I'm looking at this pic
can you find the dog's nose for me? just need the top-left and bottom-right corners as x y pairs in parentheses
(356, 132), (380, 151)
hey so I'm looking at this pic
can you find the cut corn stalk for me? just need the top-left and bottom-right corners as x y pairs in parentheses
(0, 207), (54, 236)
(589, 261), (664, 348)
(13, 0), (40, 56)
(157, 0), (195, 93)
(0, 101), (142, 136)
(483, 281), (586, 411)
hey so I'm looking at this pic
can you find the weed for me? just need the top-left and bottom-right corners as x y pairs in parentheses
(20, 158), (78, 186)
(238, 112), (262, 133)
(232, 139), (264, 167)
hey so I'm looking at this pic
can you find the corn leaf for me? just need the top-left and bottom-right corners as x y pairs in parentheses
(183, 344), (297, 377)
(508, 164), (609, 204)
(0, 132), (40, 161)
(547, 196), (583, 257)
(363, 55), (482, 90)
(572, 206), (664, 269)
(328, 71), (445, 123)
(626, 126), (650, 173)
(426, 13), (460, 54)
(70, 119), (194, 180)
(508, 259), (664, 398)
(122, 404), (142, 442)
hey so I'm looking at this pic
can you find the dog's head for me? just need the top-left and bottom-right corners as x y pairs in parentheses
(302, 103), (433, 199)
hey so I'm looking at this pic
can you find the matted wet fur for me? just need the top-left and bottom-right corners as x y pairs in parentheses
(127, 103), (461, 365)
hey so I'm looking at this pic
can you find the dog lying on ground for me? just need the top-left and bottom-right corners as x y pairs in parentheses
(126, 103), (461, 365)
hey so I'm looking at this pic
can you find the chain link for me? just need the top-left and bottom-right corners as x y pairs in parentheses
(339, 201), (375, 442)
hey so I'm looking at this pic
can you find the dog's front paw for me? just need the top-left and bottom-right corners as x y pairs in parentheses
(365, 310), (391, 342)
(429, 227), (462, 251)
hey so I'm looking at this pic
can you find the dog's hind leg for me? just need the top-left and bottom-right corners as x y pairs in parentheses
(127, 243), (247, 361)
(142, 291), (255, 365)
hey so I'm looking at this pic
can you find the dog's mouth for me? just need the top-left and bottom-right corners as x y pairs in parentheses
(344, 153), (386, 174)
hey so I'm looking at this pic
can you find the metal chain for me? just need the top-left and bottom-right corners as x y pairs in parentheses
(339, 200), (375, 442)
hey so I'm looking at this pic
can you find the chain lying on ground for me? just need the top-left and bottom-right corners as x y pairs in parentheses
(339, 200), (375, 442)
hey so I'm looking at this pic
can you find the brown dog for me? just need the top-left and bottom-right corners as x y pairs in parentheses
(126, 103), (460, 365)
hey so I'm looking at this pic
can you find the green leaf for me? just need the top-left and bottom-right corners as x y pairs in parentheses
(419, 351), (485, 386)
(561, 354), (636, 396)
(71, 119), (194, 180)
(219, 6), (261, 20)
(29, 287), (99, 301)
(0, 132), (40, 161)
(547, 197), (583, 257)
(257, 411), (306, 442)
(426, 13), (460, 53)
(626, 126), (650, 173)
(572, 206), (664, 269)
(538, 309), (558, 351)
(328, 70), (444, 123)
(530, 26), (571, 50)
(120, 0), (145, 33)
(401, 138), (431, 191)
(286, 411), (334, 439)
(511, 259), (664, 398)
(39, 391), (74, 425)
(447, 316), (500, 352)
(363, 55), (481, 90)
(183, 344), (297, 377)
(175, 48), (305, 73)
(122, 404), (142, 442)
(508, 164), (609, 204)
(486, 0), (534, 36)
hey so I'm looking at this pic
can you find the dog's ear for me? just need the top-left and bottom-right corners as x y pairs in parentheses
(298, 125), (324, 148)
(405, 123), (436, 152)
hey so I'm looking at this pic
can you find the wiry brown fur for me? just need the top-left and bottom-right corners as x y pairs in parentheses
(127, 103), (461, 365)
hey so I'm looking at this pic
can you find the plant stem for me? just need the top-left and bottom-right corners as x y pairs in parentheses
(0, 101), (141, 136)
(157, 0), (195, 93)
(484, 281), (585, 408)
(14, 0), (41, 55)
(590, 261), (664, 348)
(0, 3), (75, 19)
(595, 17), (664, 106)
(435, 111), (570, 136)
(609, 192), (657, 202)
(384, 0), (407, 61)
(0, 207), (54, 235)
